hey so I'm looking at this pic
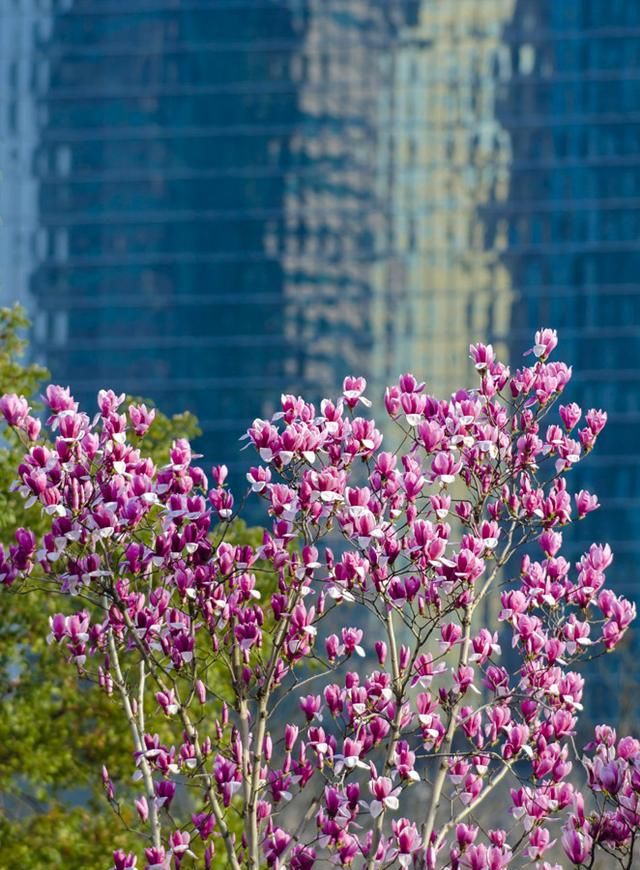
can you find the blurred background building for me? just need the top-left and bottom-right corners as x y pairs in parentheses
(487, 0), (640, 719)
(372, 0), (515, 397)
(1, 0), (640, 717)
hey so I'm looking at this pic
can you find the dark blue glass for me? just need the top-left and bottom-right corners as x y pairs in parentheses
(1, 0), (640, 719)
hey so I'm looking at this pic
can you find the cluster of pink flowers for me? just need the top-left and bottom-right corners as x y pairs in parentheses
(1, 328), (639, 869)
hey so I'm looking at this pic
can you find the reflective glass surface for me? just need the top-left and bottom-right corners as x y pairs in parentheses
(1, 0), (640, 714)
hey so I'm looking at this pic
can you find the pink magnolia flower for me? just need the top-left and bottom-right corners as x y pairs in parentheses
(559, 402), (582, 430)
(561, 828), (593, 865)
(532, 328), (559, 360)
(411, 653), (447, 688)
(392, 819), (422, 868)
(575, 489), (600, 519)
(342, 376), (371, 409)
(0, 393), (30, 427)
(469, 342), (495, 370)
(367, 774), (401, 817)
(112, 851), (137, 870)
(431, 450), (462, 484)
(43, 384), (77, 415)
(143, 847), (167, 870)
(134, 795), (149, 823)
(129, 403), (156, 436)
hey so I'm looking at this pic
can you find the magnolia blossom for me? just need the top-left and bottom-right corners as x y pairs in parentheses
(0, 332), (638, 869)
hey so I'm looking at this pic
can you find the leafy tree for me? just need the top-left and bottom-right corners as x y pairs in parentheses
(0, 306), (254, 869)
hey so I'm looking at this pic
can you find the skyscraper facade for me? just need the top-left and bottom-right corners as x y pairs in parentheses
(487, 0), (640, 719)
(372, 0), (515, 398)
(22, 0), (305, 472)
(0, 0), (46, 310)
(1, 0), (415, 476)
(2, 1), (640, 713)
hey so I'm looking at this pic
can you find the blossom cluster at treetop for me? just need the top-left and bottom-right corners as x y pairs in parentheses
(1, 329), (639, 869)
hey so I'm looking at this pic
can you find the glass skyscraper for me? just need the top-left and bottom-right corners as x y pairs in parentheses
(1, 0), (415, 474)
(491, 0), (640, 578)
(488, 0), (640, 721)
(2, 0), (640, 712)
(372, 0), (515, 397)
(20, 1), (307, 471)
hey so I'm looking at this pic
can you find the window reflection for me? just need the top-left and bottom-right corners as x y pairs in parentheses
(0, 0), (639, 617)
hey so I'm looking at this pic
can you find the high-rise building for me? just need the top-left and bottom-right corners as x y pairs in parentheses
(2, 0), (640, 715)
(280, 1), (408, 401)
(22, 1), (307, 472)
(487, 0), (640, 721)
(1, 0), (415, 476)
(0, 0), (48, 309)
(365, 0), (640, 720)
(372, 0), (515, 399)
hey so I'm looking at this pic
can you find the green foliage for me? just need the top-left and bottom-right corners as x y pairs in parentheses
(0, 304), (48, 540)
(0, 307), (135, 866)
(0, 307), (268, 869)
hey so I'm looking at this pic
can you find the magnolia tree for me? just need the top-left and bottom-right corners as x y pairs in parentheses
(1, 330), (639, 870)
